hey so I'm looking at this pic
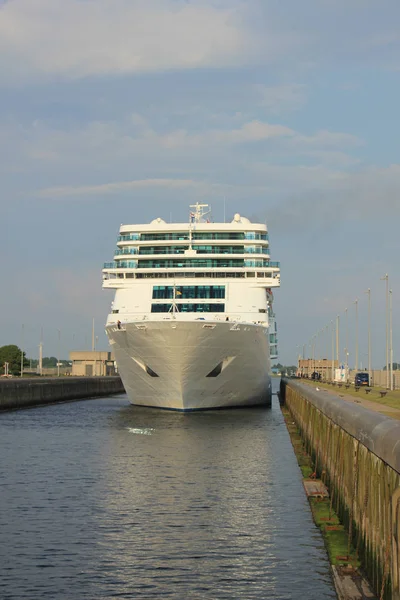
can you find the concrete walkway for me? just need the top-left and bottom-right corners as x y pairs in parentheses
(314, 385), (400, 420)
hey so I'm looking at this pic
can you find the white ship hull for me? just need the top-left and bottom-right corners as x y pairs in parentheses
(106, 320), (272, 411)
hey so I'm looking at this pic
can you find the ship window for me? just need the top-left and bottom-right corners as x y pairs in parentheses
(151, 303), (225, 313)
(136, 272), (246, 279)
(138, 259), (244, 269)
(152, 286), (225, 300)
(112, 309), (119, 314)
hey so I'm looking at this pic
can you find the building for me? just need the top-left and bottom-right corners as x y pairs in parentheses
(69, 351), (116, 376)
(298, 358), (339, 379)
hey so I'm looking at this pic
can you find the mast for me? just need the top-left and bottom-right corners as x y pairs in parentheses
(168, 283), (180, 317)
(189, 203), (211, 223)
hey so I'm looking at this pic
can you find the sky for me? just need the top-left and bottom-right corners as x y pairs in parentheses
(1, 0), (399, 368)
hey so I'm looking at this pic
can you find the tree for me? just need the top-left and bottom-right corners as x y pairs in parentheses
(0, 345), (28, 375)
(42, 356), (58, 367)
(383, 363), (400, 371)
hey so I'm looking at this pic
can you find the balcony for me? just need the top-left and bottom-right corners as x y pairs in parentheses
(103, 261), (138, 269)
(117, 234), (140, 242)
(115, 248), (138, 255)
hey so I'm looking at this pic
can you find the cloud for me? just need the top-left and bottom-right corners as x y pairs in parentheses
(3, 115), (357, 183)
(37, 178), (202, 198)
(0, 113), (366, 205)
(292, 130), (362, 148)
(2, 0), (400, 87)
(0, 0), (252, 83)
(255, 84), (307, 115)
(161, 120), (295, 148)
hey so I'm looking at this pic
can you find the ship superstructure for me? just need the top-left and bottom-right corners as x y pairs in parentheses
(103, 204), (280, 410)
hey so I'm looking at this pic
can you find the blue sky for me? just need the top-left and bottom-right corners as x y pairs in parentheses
(1, 0), (399, 367)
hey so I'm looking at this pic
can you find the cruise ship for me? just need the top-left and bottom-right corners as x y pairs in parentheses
(102, 204), (280, 411)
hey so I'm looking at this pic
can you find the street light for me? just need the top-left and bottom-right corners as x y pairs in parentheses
(57, 329), (61, 377)
(325, 324), (329, 380)
(20, 323), (24, 378)
(365, 288), (371, 386)
(336, 315), (340, 366)
(354, 298), (359, 373)
(331, 320), (335, 381)
(344, 308), (348, 379)
(381, 274), (389, 388)
(389, 289), (393, 391)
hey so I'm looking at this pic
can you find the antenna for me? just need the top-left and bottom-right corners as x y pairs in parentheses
(189, 203), (211, 223)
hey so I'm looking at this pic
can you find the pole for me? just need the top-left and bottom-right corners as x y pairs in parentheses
(389, 289), (393, 391)
(336, 315), (340, 366)
(354, 298), (359, 373)
(313, 335), (316, 376)
(384, 275), (389, 388)
(331, 320), (335, 381)
(39, 326), (43, 376)
(92, 318), (95, 352)
(20, 323), (24, 378)
(345, 308), (348, 380)
(365, 288), (371, 386)
(57, 329), (61, 377)
(325, 324), (329, 380)
(314, 333), (317, 376)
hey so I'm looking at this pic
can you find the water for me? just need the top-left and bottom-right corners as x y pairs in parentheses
(0, 380), (336, 599)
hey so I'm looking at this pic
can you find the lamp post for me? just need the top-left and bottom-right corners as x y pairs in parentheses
(365, 288), (371, 386)
(309, 339), (313, 378)
(389, 289), (393, 391)
(345, 308), (348, 380)
(312, 335), (315, 377)
(336, 315), (340, 367)
(325, 324), (329, 380)
(331, 320), (335, 381)
(354, 298), (359, 373)
(381, 274), (389, 389)
(57, 329), (61, 377)
(20, 323), (24, 378)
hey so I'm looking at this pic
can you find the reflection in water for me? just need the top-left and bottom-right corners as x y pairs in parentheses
(0, 381), (336, 599)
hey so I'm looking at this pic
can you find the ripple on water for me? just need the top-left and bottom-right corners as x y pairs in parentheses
(0, 382), (336, 599)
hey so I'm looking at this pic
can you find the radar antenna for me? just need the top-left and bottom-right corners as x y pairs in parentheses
(189, 203), (211, 224)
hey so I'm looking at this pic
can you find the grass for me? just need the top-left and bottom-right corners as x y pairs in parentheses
(302, 379), (400, 412)
(281, 405), (361, 568)
(309, 498), (360, 567)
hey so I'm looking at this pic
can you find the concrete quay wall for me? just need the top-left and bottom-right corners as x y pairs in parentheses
(0, 377), (125, 411)
(280, 378), (400, 600)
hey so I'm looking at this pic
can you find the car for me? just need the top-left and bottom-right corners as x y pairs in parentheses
(355, 372), (369, 386)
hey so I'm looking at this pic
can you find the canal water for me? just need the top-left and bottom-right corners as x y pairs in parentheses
(0, 380), (336, 599)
